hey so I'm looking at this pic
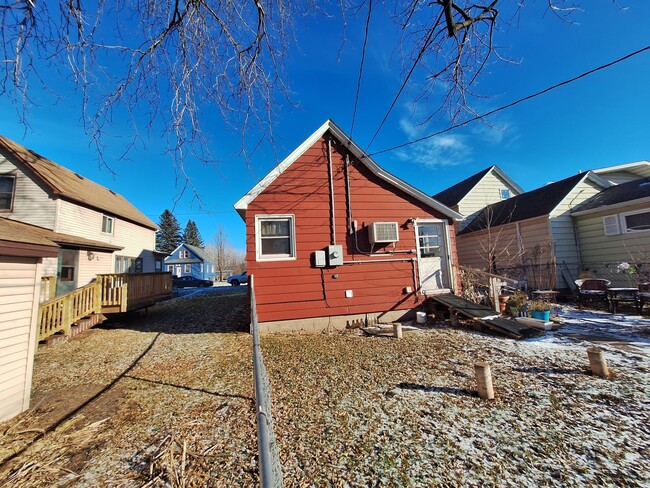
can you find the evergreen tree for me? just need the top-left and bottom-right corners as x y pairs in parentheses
(156, 209), (182, 254)
(183, 220), (204, 248)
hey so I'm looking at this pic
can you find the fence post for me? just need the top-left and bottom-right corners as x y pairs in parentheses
(474, 361), (495, 400)
(587, 347), (610, 378)
(393, 323), (403, 339)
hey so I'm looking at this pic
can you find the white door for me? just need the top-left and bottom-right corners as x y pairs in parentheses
(416, 222), (451, 293)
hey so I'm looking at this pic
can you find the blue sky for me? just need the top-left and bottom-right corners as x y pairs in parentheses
(1, 2), (649, 251)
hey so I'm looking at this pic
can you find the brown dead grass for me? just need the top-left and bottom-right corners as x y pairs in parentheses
(0, 291), (256, 487)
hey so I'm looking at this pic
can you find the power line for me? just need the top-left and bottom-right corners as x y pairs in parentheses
(350, 0), (373, 139)
(365, 10), (445, 151)
(369, 44), (650, 157)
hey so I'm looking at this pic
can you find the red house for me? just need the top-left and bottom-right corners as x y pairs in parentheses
(234, 120), (462, 331)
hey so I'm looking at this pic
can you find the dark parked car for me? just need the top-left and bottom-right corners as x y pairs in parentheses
(172, 276), (214, 288)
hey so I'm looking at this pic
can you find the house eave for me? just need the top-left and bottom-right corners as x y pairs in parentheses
(234, 119), (463, 221)
(571, 195), (650, 217)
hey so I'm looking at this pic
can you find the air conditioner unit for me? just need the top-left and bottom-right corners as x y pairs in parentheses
(369, 222), (399, 244)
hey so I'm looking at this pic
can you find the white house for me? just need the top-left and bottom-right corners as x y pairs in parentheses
(0, 135), (163, 295)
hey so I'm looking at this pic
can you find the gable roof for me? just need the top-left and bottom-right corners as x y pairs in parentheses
(572, 177), (650, 215)
(0, 135), (157, 230)
(459, 172), (610, 235)
(165, 242), (210, 262)
(234, 119), (463, 221)
(432, 165), (524, 208)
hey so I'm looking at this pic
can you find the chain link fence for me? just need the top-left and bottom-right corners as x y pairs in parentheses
(250, 275), (284, 487)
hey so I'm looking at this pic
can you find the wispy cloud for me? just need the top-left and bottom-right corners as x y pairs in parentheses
(395, 118), (471, 167)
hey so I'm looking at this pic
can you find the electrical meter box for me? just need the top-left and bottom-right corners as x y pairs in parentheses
(313, 250), (326, 268)
(327, 245), (343, 266)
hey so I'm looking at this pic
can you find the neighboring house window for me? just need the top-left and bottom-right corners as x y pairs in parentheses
(179, 249), (189, 259)
(500, 188), (510, 200)
(199, 263), (203, 273)
(603, 215), (621, 236)
(184, 264), (191, 273)
(102, 215), (114, 234)
(0, 175), (16, 210)
(167, 265), (174, 273)
(256, 215), (296, 260)
(155, 259), (163, 272)
(115, 256), (141, 273)
(621, 210), (650, 233)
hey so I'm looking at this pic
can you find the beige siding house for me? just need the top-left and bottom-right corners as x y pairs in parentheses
(454, 172), (610, 290)
(572, 177), (650, 286)
(0, 135), (162, 295)
(593, 161), (650, 185)
(0, 218), (58, 421)
(433, 165), (524, 231)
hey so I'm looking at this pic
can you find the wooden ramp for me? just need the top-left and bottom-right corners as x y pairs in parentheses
(427, 294), (544, 340)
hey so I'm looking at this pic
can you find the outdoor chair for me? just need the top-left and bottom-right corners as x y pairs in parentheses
(638, 282), (650, 314)
(575, 278), (610, 310)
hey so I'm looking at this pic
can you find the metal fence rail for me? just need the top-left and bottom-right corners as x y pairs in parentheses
(250, 275), (284, 487)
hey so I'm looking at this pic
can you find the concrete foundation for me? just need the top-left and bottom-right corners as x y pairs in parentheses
(259, 308), (418, 333)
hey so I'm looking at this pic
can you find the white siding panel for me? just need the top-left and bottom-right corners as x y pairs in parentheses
(0, 256), (40, 422)
(0, 152), (56, 229)
(57, 200), (157, 274)
(77, 251), (113, 287)
(458, 171), (522, 230)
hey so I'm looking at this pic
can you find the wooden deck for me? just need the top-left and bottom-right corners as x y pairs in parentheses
(38, 272), (172, 343)
(427, 294), (544, 339)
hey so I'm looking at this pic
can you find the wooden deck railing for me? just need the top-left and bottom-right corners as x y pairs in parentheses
(40, 276), (56, 303)
(38, 272), (173, 342)
(38, 281), (102, 341)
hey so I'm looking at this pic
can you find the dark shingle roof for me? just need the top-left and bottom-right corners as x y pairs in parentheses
(573, 177), (650, 213)
(459, 173), (588, 235)
(0, 217), (122, 251)
(0, 135), (157, 230)
(432, 166), (493, 207)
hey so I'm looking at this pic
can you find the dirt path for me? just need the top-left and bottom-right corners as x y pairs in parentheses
(0, 291), (256, 487)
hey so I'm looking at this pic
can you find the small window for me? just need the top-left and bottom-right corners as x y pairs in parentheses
(179, 249), (189, 259)
(184, 264), (191, 273)
(603, 215), (621, 236)
(256, 215), (296, 261)
(167, 265), (174, 273)
(622, 210), (650, 233)
(102, 215), (114, 234)
(500, 188), (510, 200)
(0, 175), (16, 210)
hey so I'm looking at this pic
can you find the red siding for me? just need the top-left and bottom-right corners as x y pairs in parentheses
(246, 136), (457, 323)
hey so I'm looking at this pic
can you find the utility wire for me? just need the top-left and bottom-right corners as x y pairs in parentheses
(350, 0), (373, 139)
(369, 44), (650, 157)
(365, 10), (444, 151)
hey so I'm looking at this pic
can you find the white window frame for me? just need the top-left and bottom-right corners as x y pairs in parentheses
(499, 188), (510, 200)
(184, 264), (191, 273)
(102, 215), (115, 235)
(621, 209), (650, 233)
(603, 215), (621, 236)
(255, 214), (296, 261)
(167, 265), (174, 273)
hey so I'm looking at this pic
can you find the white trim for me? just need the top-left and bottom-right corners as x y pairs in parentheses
(571, 195), (650, 216)
(593, 160), (650, 178)
(101, 214), (115, 235)
(234, 120), (463, 221)
(620, 208), (650, 233)
(255, 214), (297, 262)
(414, 219), (453, 294)
(548, 171), (612, 217)
(602, 215), (621, 236)
(457, 165), (524, 208)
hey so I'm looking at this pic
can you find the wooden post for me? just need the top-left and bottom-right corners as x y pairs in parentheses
(393, 323), (403, 339)
(587, 347), (610, 378)
(489, 277), (500, 313)
(449, 310), (459, 326)
(474, 361), (495, 400)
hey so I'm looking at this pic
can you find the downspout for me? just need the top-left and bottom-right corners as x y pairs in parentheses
(327, 139), (336, 245)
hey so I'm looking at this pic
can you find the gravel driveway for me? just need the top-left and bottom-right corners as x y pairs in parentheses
(1, 294), (648, 487)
